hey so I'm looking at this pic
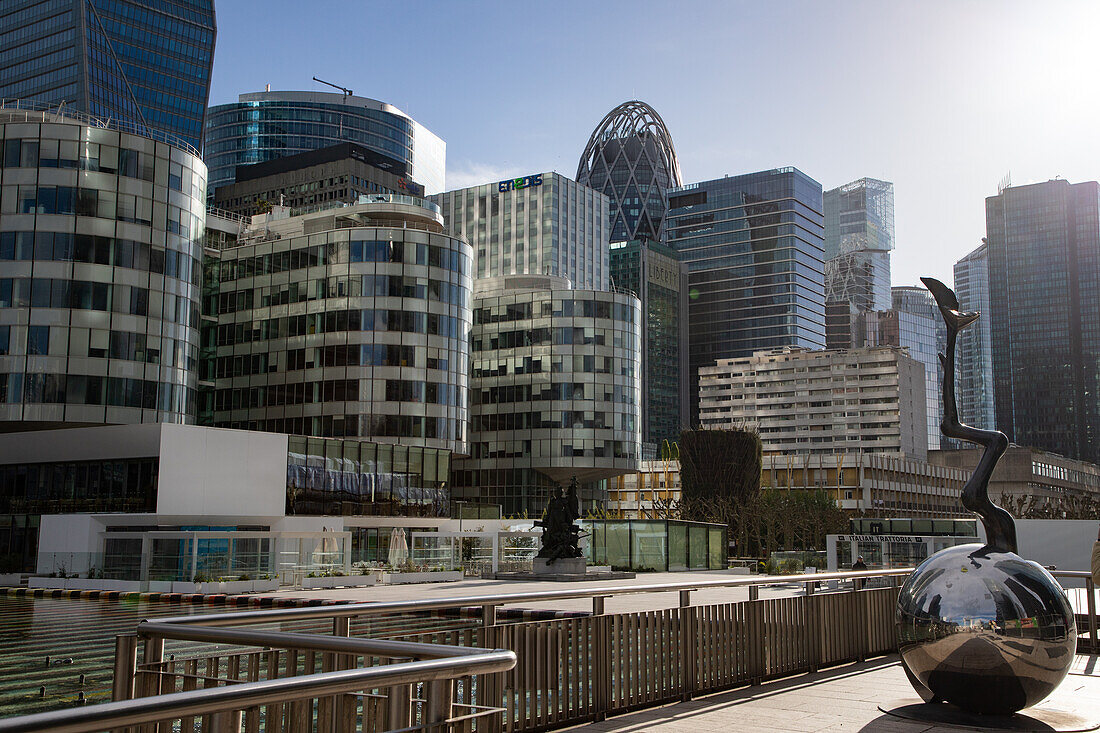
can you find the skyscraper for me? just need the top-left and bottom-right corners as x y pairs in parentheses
(430, 172), (610, 290)
(576, 101), (682, 243)
(986, 179), (1100, 463)
(0, 0), (216, 152)
(823, 178), (894, 348)
(665, 168), (827, 422)
(205, 91), (445, 197)
(954, 241), (995, 432)
(609, 238), (688, 448)
(890, 286), (945, 451)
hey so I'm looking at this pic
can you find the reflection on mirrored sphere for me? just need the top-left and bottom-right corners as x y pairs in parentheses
(897, 543), (1076, 715)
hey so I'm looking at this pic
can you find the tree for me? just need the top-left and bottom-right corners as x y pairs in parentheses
(679, 427), (762, 505)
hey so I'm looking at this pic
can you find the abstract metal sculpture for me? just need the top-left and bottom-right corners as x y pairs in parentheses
(895, 277), (1076, 715)
(535, 477), (583, 564)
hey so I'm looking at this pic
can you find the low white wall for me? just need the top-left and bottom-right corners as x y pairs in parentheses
(979, 519), (1096, 587)
(157, 425), (288, 517)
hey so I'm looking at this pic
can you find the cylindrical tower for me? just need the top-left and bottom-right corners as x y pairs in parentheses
(209, 196), (472, 456)
(0, 102), (206, 428)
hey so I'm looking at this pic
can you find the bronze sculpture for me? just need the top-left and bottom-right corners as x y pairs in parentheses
(535, 477), (583, 564)
(894, 277), (1076, 715)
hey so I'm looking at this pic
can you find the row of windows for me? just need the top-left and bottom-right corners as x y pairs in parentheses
(215, 273), (466, 313)
(215, 414), (462, 443)
(5, 184), (201, 240)
(0, 372), (192, 413)
(0, 231), (199, 284)
(472, 326), (634, 351)
(0, 324), (194, 368)
(2, 138), (201, 191)
(0, 458), (158, 515)
(211, 377), (464, 410)
(211, 343), (426, 378)
(468, 439), (637, 460)
(214, 309), (467, 347)
(472, 354), (628, 378)
(472, 383), (637, 406)
(0, 277), (196, 323)
(472, 411), (635, 432)
(473, 297), (635, 324)
(219, 239), (470, 281)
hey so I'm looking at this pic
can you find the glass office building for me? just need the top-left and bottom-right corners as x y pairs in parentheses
(954, 241), (995, 432)
(0, 0), (216, 152)
(665, 168), (827, 422)
(576, 100), (683, 243)
(823, 178), (894, 349)
(453, 275), (641, 516)
(986, 179), (1100, 464)
(0, 106), (206, 428)
(431, 172), (610, 291)
(204, 91), (445, 198)
(609, 238), (688, 448)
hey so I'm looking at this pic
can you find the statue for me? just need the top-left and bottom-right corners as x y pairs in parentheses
(894, 278), (1076, 715)
(535, 477), (583, 564)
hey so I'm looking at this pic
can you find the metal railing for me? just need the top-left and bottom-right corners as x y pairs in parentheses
(0, 568), (915, 732)
(0, 98), (201, 157)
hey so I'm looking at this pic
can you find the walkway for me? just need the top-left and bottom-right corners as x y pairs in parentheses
(566, 656), (1100, 732)
(260, 570), (814, 613)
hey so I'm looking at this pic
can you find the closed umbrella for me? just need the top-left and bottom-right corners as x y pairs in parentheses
(388, 527), (409, 568)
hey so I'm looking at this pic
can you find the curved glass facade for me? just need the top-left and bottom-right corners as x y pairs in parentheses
(204, 91), (445, 198)
(453, 276), (642, 515)
(577, 100), (682, 243)
(0, 110), (206, 427)
(208, 201), (472, 455)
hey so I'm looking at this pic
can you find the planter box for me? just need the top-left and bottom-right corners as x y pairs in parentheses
(301, 574), (376, 590)
(252, 579), (280, 593)
(381, 570), (463, 585)
(28, 577), (68, 589)
(0, 573), (24, 586)
(147, 581), (175, 592)
(63, 578), (138, 592)
(171, 580), (278, 594)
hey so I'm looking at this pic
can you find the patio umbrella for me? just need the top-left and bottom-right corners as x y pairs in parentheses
(388, 527), (409, 568)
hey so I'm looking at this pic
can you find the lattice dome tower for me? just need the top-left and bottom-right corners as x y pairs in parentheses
(577, 101), (683, 242)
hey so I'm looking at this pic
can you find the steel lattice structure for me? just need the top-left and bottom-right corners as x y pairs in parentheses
(577, 101), (683, 242)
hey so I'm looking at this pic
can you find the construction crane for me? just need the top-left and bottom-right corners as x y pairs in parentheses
(313, 76), (352, 102)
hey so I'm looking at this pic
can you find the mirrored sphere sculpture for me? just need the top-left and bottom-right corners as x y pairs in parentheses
(896, 278), (1077, 715)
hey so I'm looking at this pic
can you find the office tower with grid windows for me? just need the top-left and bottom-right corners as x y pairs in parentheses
(953, 241), (995, 432)
(890, 286), (946, 451)
(665, 168), (827, 423)
(0, 0), (216, 152)
(609, 238), (688, 448)
(986, 179), (1100, 464)
(430, 172), (610, 291)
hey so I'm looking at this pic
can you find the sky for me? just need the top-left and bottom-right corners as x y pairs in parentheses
(209, 0), (1100, 288)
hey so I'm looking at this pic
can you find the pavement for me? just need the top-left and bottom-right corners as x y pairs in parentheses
(259, 570), (815, 613)
(563, 655), (1100, 732)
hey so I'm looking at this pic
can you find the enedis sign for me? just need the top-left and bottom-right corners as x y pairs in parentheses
(499, 174), (543, 192)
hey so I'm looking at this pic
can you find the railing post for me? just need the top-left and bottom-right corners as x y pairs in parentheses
(681, 593), (695, 702)
(1087, 577), (1097, 654)
(593, 614), (611, 721)
(483, 603), (497, 627)
(112, 634), (138, 702)
(386, 683), (413, 729)
(209, 709), (242, 733)
(330, 617), (351, 731)
(748, 584), (759, 601)
(592, 595), (605, 616)
(140, 635), (164, 698)
(425, 679), (453, 725)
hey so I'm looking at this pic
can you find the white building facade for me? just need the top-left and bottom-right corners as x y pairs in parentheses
(430, 172), (610, 290)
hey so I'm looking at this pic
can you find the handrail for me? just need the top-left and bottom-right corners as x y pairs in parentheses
(0, 98), (201, 157)
(150, 568), (914, 627)
(0, 651), (516, 733)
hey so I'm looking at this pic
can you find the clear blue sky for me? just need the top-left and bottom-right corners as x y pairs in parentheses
(210, 0), (1100, 288)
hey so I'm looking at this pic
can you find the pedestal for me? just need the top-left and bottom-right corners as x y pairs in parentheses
(533, 557), (586, 576)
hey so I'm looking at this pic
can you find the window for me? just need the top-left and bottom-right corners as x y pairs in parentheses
(0, 326), (8, 355)
(27, 326), (49, 355)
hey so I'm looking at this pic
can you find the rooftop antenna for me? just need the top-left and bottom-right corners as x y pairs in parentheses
(313, 76), (353, 139)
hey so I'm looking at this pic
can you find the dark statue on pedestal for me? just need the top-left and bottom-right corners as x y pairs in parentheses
(894, 278), (1076, 716)
(535, 477), (583, 564)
